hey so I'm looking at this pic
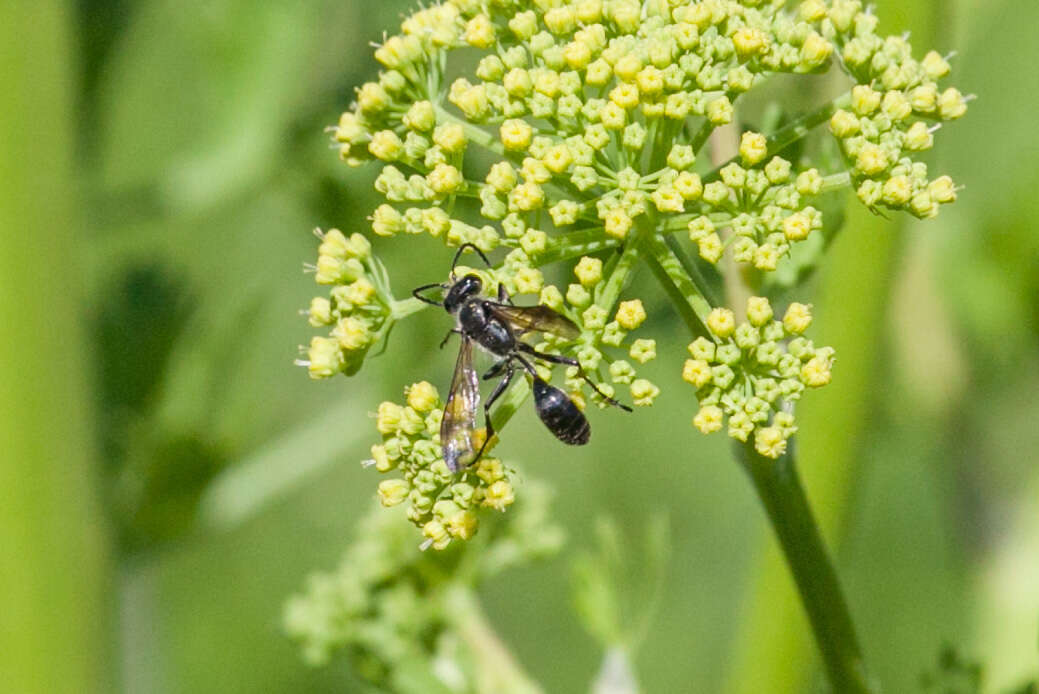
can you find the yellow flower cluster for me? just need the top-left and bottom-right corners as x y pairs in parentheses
(301, 229), (390, 378)
(368, 381), (519, 550)
(301, 0), (968, 534)
(684, 296), (833, 459)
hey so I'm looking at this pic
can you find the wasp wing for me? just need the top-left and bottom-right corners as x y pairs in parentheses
(441, 336), (480, 472)
(485, 303), (581, 340)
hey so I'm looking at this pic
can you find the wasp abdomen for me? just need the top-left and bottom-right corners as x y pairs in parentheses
(532, 377), (590, 446)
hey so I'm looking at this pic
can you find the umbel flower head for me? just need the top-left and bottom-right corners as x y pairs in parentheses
(301, 0), (967, 547)
(283, 486), (562, 674)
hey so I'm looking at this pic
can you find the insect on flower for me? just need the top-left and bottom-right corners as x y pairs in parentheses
(413, 244), (631, 471)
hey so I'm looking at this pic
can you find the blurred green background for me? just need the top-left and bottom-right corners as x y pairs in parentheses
(2, 0), (1037, 692)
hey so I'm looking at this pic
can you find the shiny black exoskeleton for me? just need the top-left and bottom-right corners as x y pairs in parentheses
(413, 244), (629, 470)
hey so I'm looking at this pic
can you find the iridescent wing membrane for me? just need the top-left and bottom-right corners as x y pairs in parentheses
(484, 303), (581, 340)
(441, 337), (480, 471)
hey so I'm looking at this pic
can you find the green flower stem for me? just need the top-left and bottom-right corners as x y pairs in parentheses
(662, 234), (721, 307)
(819, 171), (852, 193)
(642, 232), (712, 336)
(643, 253), (708, 339)
(733, 441), (876, 694)
(442, 585), (544, 694)
(434, 105), (500, 153)
(596, 223), (649, 312)
(704, 92), (852, 182)
(391, 296), (431, 320)
(539, 230), (619, 265)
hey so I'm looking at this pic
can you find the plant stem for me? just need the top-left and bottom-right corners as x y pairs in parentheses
(642, 232), (711, 336)
(442, 585), (544, 694)
(733, 441), (876, 694)
(0, 4), (114, 693)
(704, 92), (852, 182)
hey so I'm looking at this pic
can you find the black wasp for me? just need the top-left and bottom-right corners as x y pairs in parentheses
(413, 243), (630, 472)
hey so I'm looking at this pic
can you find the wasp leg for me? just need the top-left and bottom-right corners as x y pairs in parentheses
(496, 281), (515, 305)
(516, 343), (633, 411)
(482, 360), (509, 381)
(440, 329), (461, 349)
(473, 359), (517, 463)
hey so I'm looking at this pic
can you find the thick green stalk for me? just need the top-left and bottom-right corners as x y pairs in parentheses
(735, 443), (876, 694)
(0, 3), (113, 693)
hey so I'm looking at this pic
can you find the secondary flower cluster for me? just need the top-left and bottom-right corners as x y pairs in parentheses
(301, 229), (392, 378)
(283, 486), (562, 678)
(822, 3), (966, 217)
(683, 296), (829, 459)
(368, 381), (514, 550)
(299, 0), (967, 543)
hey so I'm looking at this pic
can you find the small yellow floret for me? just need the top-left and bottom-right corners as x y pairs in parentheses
(574, 256), (603, 286)
(754, 426), (787, 459)
(603, 208), (632, 239)
(483, 480), (515, 511)
(377, 479), (410, 507)
(422, 520), (451, 550)
(615, 299), (647, 330)
(782, 212), (812, 241)
(707, 308), (736, 338)
(543, 144), (574, 174)
(446, 510), (478, 540)
(500, 119), (533, 151)
(746, 296), (773, 327)
(783, 302), (812, 334)
(433, 123), (467, 153)
(693, 405), (724, 434)
(855, 143), (889, 176)
(732, 27), (768, 58)
(801, 355), (833, 387)
(406, 381), (440, 413)
(682, 359), (712, 388)
(464, 14), (496, 49)
(376, 401), (403, 435)
(739, 131), (768, 165)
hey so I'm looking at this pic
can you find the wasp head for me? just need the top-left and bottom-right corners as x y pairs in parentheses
(443, 274), (482, 314)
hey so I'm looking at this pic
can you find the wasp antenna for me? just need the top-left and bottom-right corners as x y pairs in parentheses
(412, 282), (446, 306)
(451, 242), (492, 273)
